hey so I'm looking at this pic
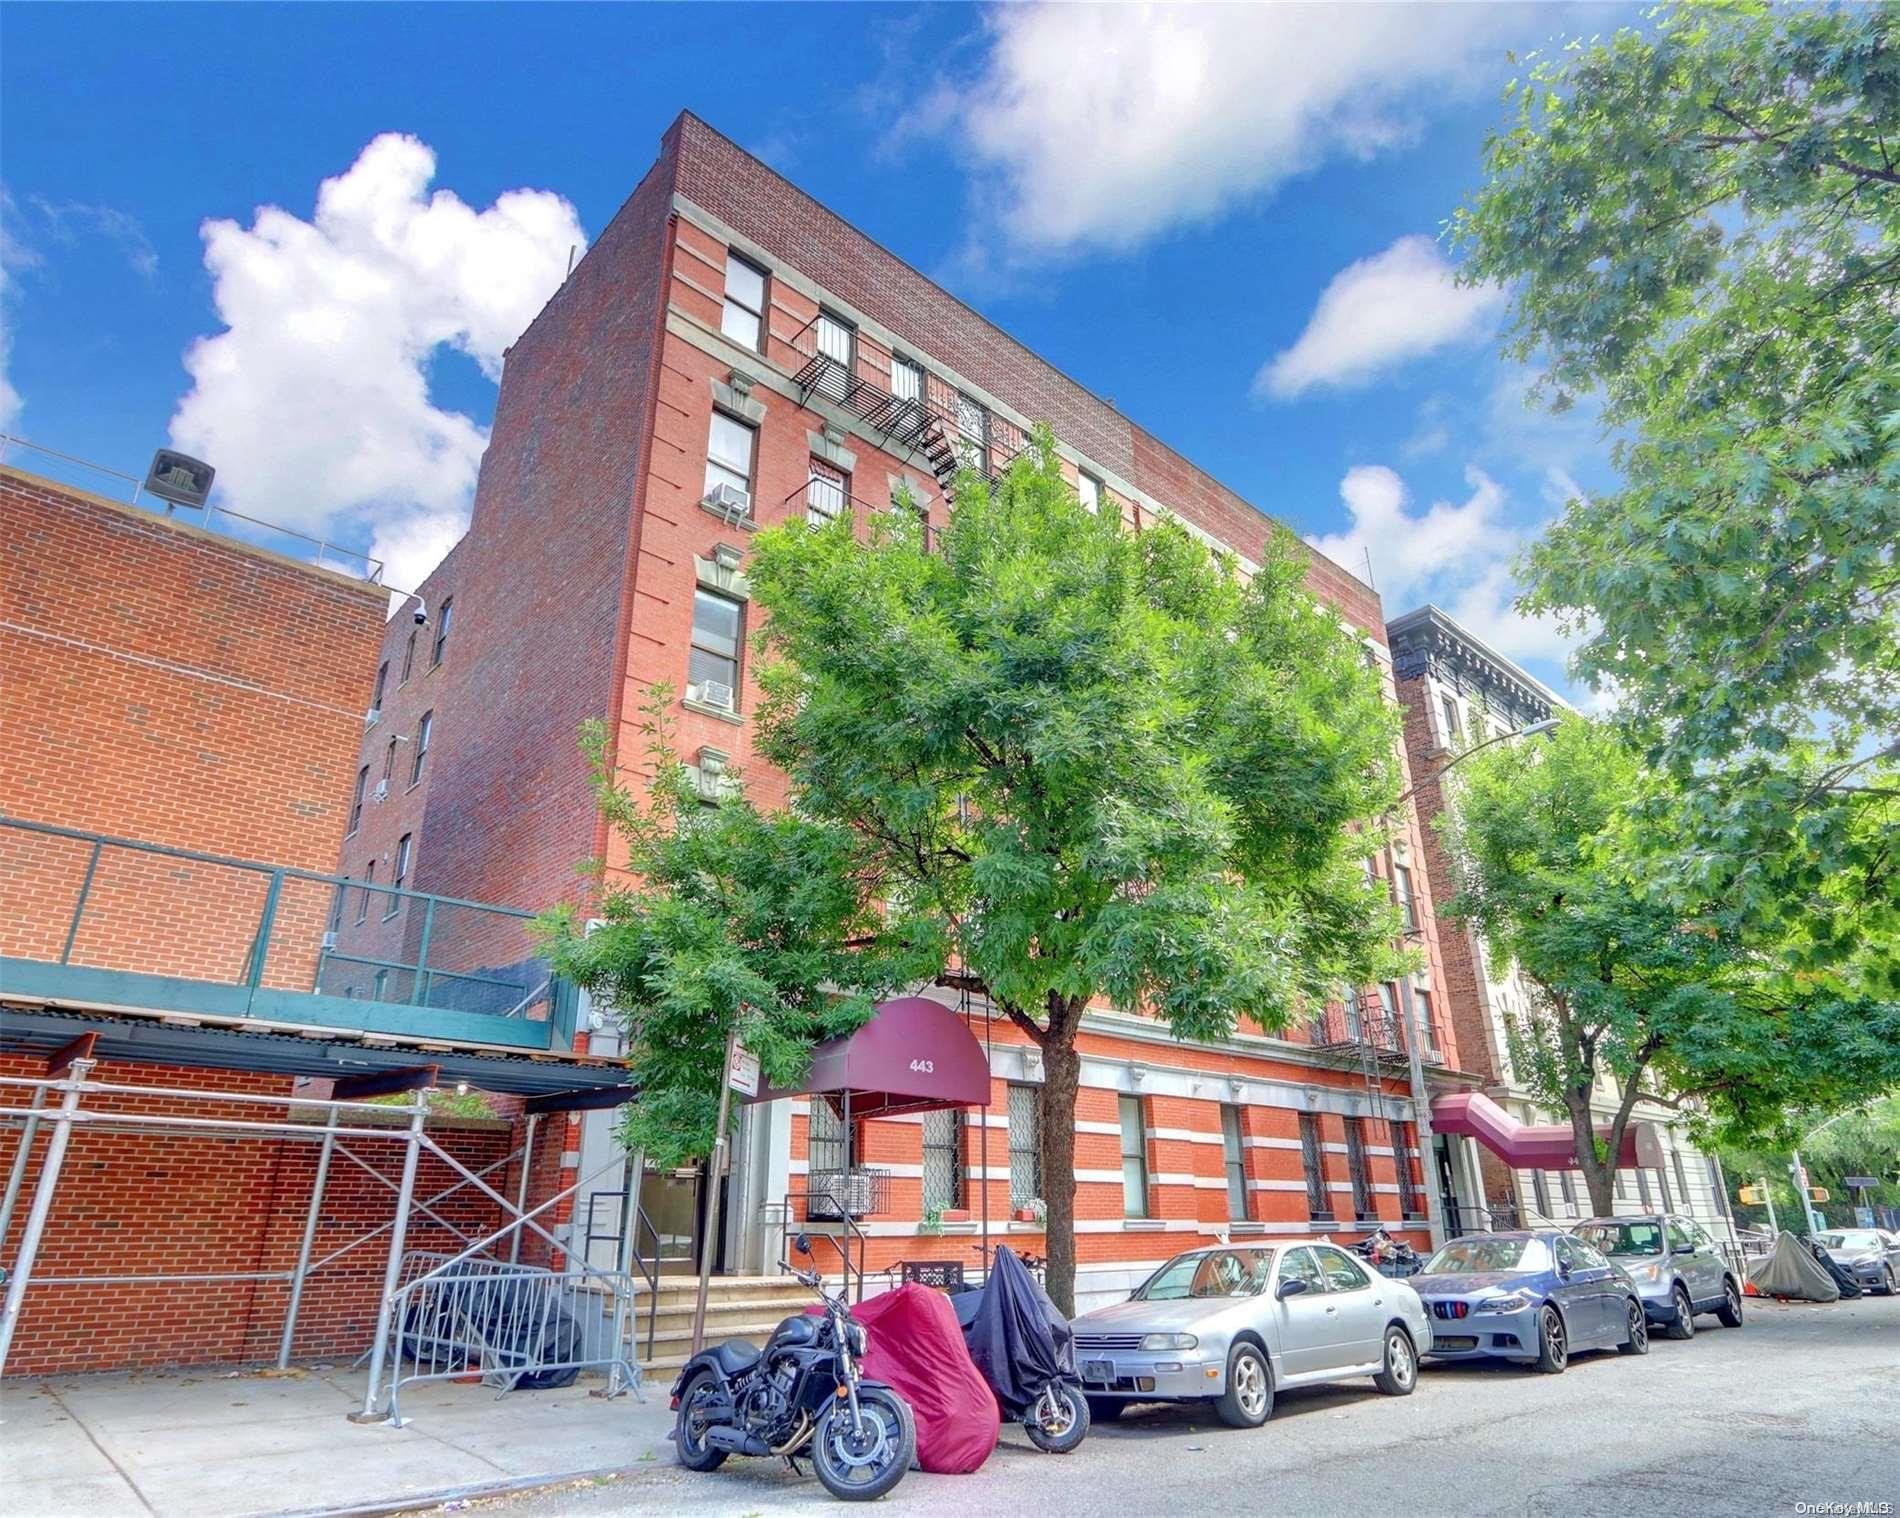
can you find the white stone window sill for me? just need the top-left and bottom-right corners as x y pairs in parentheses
(682, 697), (744, 726)
(1122, 1219), (1166, 1232)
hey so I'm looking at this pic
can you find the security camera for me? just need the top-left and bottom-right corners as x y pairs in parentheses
(411, 599), (429, 626)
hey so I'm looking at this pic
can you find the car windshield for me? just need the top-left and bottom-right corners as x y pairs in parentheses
(1574, 1220), (1667, 1258)
(1423, 1237), (1552, 1275)
(1817, 1231), (1881, 1250)
(1135, 1249), (1270, 1300)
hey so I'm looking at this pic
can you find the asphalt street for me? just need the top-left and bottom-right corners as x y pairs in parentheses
(473, 1290), (1900, 1518)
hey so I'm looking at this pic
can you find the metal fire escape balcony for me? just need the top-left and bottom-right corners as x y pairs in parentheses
(1308, 995), (1411, 1065)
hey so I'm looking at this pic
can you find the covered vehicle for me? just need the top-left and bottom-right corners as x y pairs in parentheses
(1747, 1230), (1841, 1302)
(1814, 1229), (1900, 1296)
(1571, 1214), (1744, 1337)
(821, 1284), (998, 1474)
(1070, 1242), (1430, 1429)
(1412, 1231), (1648, 1373)
(952, 1246), (1089, 1453)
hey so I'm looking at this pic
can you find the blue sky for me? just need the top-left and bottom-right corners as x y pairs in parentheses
(0, 2), (1635, 700)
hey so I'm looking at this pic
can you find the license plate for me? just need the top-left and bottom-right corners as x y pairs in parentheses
(1081, 1358), (1115, 1384)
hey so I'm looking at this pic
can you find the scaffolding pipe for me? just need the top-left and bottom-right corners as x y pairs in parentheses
(0, 1084), (49, 1250)
(303, 1146), (521, 1277)
(353, 1099), (427, 1422)
(0, 1059), (93, 1374)
(509, 1114), (540, 1264)
(414, 1132), (577, 1261)
(277, 1107), (338, 1368)
(607, 1146), (645, 1395)
(0, 1074), (430, 1115)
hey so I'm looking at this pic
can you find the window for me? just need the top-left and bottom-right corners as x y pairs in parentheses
(388, 833), (412, 916)
(890, 354), (924, 406)
(1655, 1164), (1673, 1211)
(806, 457), (847, 526)
(1389, 1120), (1422, 1217)
(720, 253), (767, 350)
(402, 630), (418, 684)
(1560, 1170), (1577, 1213)
(371, 661), (388, 713)
(1532, 1170), (1552, 1217)
(808, 1101), (853, 1173)
(1615, 1170), (1628, 1201)
(1391, 864), (1418, 933)
(1344, 1117), (1373, 1220)
(1118, 1095), (1150, 1219)
(811, 312), (855, 402)
(921, 1108), (964, 1211)
(328, 877), (349, 933)
(431, 597), (453, 668)
(1298, 1112), (1331, 1220)
(1440, 695), (1462, 746)
(1076, 472), (1102, 514)
(411, 711), (433, 784)
(1414, 987), (1438, 1054)
(1220, 1104), (1248, 1222)
(705, 411), (756, 503)
(1666, 1218), (1696, 1253)
(372, 968), (390, 1000)
(955, 392), (989, 475)
(1375, 981), (1401, 1039)
(349, 766), (369, 835)
(1136, 1248), (1270, 1300)
(1706, 1156), (1732, 1217)
(1314, 1245), (1371, 1292)
(689, 591), (743, 708)
(356, 861), (375, 925)
(1007, 1084), (1041, 1206)
(1278, 1246), (1325, 1294)
(1636, 1167), (1653, 1209)
(383, 737), (397, 784)
(1673, 1150), (1692, 1213)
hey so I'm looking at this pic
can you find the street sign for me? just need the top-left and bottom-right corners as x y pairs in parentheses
(728, 1042), (760, 1097)
(1842, 1175), (1879, 1189)
(1856, 1206), (1877, 1228)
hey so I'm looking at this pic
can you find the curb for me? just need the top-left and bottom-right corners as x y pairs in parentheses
(267, 1464), (648, 1518)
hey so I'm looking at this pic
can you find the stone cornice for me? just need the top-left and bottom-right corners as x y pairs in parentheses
(1387, 605), (1562, 725)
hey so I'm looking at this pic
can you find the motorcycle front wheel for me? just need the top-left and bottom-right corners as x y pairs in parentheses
(1023, 1380), (1090, 1453)
(811, 1386), (916, 1501)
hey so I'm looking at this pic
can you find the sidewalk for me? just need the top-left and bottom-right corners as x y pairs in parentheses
(0, 1364), (676, 1518)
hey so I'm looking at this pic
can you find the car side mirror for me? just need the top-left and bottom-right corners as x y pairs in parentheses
(1556, 1259), (1572, 1279)
(1276, 1277), (1309, 1300)
(793, 1232), (812, 1258)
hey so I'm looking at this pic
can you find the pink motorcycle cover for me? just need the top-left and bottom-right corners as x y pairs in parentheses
(819, 1283), (998, 1473)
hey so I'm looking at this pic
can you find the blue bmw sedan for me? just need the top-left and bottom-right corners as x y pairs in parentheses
(1412, 1231), (1648, 1374)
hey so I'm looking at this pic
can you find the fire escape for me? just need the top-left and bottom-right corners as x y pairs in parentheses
(1308, 991), (1411, 1121)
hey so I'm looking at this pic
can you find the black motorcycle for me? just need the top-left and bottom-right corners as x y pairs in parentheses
(952, 1244), (1089, 1454)
(670, 1234), (917, 1502)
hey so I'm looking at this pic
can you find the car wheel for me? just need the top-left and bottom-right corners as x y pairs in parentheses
(1715, 1279), (1744, 1328)
(1534, 1304), (1568, 1374)
(1663, 1284), (1696, 1341)
(1085, 1395), (1126, 1424)
(1373, 1326), (1417, 1395)
(1214, 1342), (1273, 1428)
(1617, 1296), (1650, 1355)
(1883, 1265), (1897, 1297)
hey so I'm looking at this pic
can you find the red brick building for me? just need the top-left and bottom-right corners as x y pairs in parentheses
(353, 112), (1470, 1311)
(1, 464), (621, 1378)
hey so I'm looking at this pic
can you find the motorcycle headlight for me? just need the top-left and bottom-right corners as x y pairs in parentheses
(1474, 1291), (1536, 1315)
(1139, 1332), (1198, 1351)
(845, 1320), (868, 1356)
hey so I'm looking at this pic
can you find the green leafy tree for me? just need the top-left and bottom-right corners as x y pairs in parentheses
(1452, 1), (1900, 970)
(1441, 718), (1900, 1216)
(541, 709), (939, 1170)
(1714, 1097), (1900, 1231)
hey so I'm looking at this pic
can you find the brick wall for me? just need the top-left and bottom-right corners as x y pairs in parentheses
(0, 1053), (568, 1374)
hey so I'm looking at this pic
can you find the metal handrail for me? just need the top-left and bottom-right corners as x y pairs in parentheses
(0, 432), (385, 583)
(783, 1184), (874, 1304)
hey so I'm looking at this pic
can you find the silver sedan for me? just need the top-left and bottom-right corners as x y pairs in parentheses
(1070, 1242), (1433, 1429)
(1816, 1228), (1900, 1294)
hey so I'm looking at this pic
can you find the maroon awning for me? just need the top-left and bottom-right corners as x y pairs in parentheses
(747, 995), (990, 1117)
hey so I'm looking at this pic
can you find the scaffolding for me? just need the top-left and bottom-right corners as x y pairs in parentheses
(0, 1033), (652, 1419)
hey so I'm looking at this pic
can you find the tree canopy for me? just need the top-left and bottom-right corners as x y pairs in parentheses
(1441, 716), (1900, 1214)
(1452, 1), (1899, 973)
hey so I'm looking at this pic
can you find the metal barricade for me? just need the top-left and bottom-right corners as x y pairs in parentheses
(377, 1250), (643, 1422)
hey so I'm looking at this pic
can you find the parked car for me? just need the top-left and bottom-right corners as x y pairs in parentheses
(1571, 1215), (1744, 1337)
(1813, 1228), (1900, 1295)
(1070, 1242), (1432, 1429)
(1412, 1230), (1648, 1373)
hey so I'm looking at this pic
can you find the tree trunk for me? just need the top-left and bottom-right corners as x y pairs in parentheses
(1038, 1019), (1083, 1317)
(1568, 1087), (1616, 1216)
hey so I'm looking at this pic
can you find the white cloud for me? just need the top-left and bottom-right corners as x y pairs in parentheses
(169, 134), (585, 595)
(936, 3), (1531, 267)
(1307, 462), (1574, 670)
(0, 191), (37, 432)
(1258, 236), (1503, 399)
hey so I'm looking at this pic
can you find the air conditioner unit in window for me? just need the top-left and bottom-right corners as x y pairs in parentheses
(364, 707), (381, 728)
(702, 482), (752, 522)
(372, 779), (389, 802)
(697, 680), (735, 712)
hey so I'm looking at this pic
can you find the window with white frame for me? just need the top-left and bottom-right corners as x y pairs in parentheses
(1119, 1095), (1150, 1219)
(388, 833), (411, 918)
(1392, 863), (1418, 933)
(705, 412), (756, 506)
(1440, 694), (1462, 746)
(689, 591), (743, 709)
(411, 711), (432, 784)
(814, 312), (855, 400)
(807, 457), (846, 526)
(1076, 472), (1102, 514)
(890, 353), (924, 405)
(1220, 1104), (1247, 1221)
(955, 393), (989, 475)
(721, 254), (767, 350)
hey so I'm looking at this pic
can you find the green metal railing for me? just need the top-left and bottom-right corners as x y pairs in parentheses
(1, 816), (577, 1051)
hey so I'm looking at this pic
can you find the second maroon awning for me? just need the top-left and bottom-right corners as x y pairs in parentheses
(747, 995), (990, 1117)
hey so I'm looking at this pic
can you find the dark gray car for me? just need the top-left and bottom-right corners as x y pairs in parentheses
(1815, 1228), (1900, 1294)
(1572, 1215), (1744, 1338)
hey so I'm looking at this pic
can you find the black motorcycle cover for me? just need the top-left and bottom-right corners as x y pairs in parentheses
(954, 1246), (1075, 1419)
(1808, 1238), (1863, 1299)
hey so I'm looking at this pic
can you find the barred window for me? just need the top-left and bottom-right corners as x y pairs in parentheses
(1344, 1117), (1374, 1220)
(1007, 1084), (1041, 1207)
(1299, 1112), (1331, 1220)
(922, 1108), (964, 1212)
(809, 1101), (846, 1174)
(1389, 1120), (1422, 1217)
